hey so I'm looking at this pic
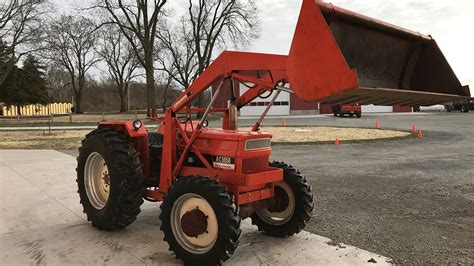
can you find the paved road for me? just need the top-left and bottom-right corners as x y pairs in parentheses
(0, 150), (389, 265)
(266, 112), (473, 264)
(0, 112), (435, 131)
(0, 125), (159, 131)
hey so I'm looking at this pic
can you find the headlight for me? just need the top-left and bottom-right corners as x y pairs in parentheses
(245, 138), (271, 150)
(132, 120), (142, 130)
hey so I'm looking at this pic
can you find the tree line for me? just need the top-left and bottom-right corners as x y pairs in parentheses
(0, 0), (260, 115)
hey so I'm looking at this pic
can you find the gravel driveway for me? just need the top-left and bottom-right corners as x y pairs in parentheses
(268, 113), (473, 264)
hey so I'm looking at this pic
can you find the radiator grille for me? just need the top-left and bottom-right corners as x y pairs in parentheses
(242, 156), (269, 174)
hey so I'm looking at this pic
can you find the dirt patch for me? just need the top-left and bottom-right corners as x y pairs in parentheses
(254, 126), (410, 143)
(0, 127), (410, 150)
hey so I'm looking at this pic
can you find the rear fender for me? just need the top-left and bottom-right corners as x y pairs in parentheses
(98, 122), (150, 180)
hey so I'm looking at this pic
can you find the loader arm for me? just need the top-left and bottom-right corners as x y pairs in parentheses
(170, 51), (288, 113)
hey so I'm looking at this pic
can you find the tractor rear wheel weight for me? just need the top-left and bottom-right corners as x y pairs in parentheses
(76, 128), (145, 231)
(159, 176), (241, 265)
(251, 161), (313, 237)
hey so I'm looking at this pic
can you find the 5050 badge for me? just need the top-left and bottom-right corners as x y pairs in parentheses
(213, 156), (235, 170)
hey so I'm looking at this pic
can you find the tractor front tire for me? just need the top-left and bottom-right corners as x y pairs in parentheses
(76, 128), (144, 231)
(251, 161), (313, 237)
(160, 176), (241, 265)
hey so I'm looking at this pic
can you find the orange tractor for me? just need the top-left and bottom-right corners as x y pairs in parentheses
(76, 1), (469, 264)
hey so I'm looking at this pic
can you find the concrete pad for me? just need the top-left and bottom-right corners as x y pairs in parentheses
(0, 150), (391, 265)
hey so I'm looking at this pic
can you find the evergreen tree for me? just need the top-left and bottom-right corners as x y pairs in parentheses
(0, 39), (12, 83)
(21, 55), (48, 104)
(0, 55), (48, 115)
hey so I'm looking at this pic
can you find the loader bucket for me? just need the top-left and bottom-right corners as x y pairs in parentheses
(287, 0), (470, 106)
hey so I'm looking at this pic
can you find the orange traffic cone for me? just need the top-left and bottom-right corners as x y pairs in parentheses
(375, 118), (379, 129)
(281, 117), (286, 127)
(412, 123), (417, 133)
(418, 130), (423, 139)
(335, 137), (340, 146)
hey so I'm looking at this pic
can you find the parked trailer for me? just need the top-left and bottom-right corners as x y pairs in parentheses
(76, 1), (470, 264)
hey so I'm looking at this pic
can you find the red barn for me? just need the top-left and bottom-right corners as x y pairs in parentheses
(212, 77), (412, 116)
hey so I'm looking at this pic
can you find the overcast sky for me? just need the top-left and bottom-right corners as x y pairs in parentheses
(54, 0), (473, 93)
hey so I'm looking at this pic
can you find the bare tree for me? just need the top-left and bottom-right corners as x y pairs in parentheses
(157, 18), (198, 90)
(156, 70), (177, 111)
(0, 0), (50, 87)
(97, 24), (140, 112)
(157, 0), (260, 113)
(44, 15), (100, 113)
(90, 0), (167, 117)
(45, 65), (72, 103)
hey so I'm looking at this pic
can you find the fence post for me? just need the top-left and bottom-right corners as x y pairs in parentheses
(48, 114), (52, 134)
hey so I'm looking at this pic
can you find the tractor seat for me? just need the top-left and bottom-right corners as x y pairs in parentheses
(148, 132), (164, 149)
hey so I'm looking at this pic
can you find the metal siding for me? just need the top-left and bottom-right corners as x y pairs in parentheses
(290, 94), (318, 110)
(239, 83), (290, 116)
(319, 104), (333, 114)
(393, 106), (413, 112)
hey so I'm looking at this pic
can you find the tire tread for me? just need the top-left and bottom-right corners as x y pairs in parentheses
(76, 128), (144, 231)
(251, 161), (313, 237)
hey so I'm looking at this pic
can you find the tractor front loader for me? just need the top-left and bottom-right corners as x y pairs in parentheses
(76, 0), (469, 264)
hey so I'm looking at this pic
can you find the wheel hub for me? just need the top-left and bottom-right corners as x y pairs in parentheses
(256, 181), (295, 225)
(268, 186), (290, 212)
(181, 208), (209, 237)
(84, 152), (110, 210)
(171, 194), (218, 254)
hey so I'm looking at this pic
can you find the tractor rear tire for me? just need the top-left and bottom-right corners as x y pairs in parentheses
(356, 113), (362, 118)
(251, 161), (313, 237)
(76, 128), (144, 231)
(160, 176), (241, 265)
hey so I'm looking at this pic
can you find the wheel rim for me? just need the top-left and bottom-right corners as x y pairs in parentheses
(84, 152), (110, 210)
(257, 181), (295, 225)
(171, 193), (218, 254)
